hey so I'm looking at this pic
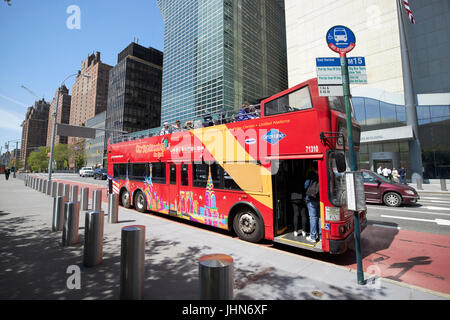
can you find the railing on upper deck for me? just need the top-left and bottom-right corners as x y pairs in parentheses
(109, 104), (261, 145)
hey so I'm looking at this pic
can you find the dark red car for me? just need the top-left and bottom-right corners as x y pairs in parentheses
(362, 169), (419, 207)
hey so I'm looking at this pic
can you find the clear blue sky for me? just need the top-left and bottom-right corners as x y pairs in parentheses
(0, 0), (164, 151)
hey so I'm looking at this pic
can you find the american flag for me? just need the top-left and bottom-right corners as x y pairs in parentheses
(403, 0), (416, 24)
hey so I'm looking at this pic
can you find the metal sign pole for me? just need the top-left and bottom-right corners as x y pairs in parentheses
(340, 51), (364, 286)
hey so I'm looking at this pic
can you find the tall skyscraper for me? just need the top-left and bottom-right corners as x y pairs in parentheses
(157, 0), (288, 124)
(69, 52), (112, 145)
(105, 42), (163, 139)
(20, 99), (50, 168)
(284, 0), (450, 179)
(46, 85), (71, 147)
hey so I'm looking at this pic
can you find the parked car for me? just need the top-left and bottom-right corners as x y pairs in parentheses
(79, 167), (94, 177)
(362, 169), (419, 207)
(93, 168), (107, 180)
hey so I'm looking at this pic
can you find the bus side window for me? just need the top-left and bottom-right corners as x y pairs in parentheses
(181, 164), (189, 186)
(130, 163), (147, 181)
(151, 162), (166, 184)
(170, 165), (177, 185)
(113, 164), (127, 180)
(223, 168), (241, 191)
(193, 163), (208, 188)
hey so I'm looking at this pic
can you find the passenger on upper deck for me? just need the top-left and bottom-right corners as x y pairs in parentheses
(235, 102), (257, 121)
(184, 120), (194, 130)
(172, 120), (182, 133)
(160, 122), (171, 135)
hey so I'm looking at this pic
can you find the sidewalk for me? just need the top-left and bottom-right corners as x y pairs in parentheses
(0, 175), (448, 300)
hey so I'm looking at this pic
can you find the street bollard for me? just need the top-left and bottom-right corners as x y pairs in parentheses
(33, 177), (36, 190)
(416, 178), (423, 190)
(83, 210), (104, 267)
(46, 180), (52, 196)
(93, 189), (103, 212)
(62, 202), (80, 246)
(51, 181), (57, 197)
(24, 175), (28, 186)
(441, 179), (447, 191)
(52, 196), (65, 232)
(199, 254), (234, 300)
(42, 180), (47, 194)
(120, 225), (146, 300)
(108, 193), (119, 224)
(70, 185), (79, 202)
(80, 187), (89, 211)
(57, 182), (64, 197)
(63, 184), (70, 202)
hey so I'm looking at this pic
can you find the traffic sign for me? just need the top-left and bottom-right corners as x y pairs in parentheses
(318, 85), (344, 97)
(326, 26), (356, 54)
(316, 57), (367, 85)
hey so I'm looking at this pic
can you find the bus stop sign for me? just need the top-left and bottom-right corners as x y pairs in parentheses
(326, 25), (356, 54)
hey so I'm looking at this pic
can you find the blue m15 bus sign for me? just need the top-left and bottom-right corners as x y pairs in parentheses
(326, 26), (356, 54)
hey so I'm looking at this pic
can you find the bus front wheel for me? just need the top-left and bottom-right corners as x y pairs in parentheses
(233, 207), (264, 243)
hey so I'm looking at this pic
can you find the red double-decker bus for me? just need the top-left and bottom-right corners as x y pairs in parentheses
(107, 78), (367, 254)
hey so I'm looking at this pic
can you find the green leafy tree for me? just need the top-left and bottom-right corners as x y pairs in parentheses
(54, 144), (69, 170)
(69, 139), (86, 170)
(27, 147), (49, 172)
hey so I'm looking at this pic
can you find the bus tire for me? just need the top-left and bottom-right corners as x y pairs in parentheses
(233, 207), (264, 243)
(134, 190), (147, 213)
(121, 189), (132, 209)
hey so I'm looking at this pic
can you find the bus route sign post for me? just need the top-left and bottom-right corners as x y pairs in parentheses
(326, 25), (365, 285)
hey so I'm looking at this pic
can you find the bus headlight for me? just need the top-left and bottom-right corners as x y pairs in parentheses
(325, 207), (341, 221)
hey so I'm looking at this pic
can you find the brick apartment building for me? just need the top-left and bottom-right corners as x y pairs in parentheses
(20, 99), (50, 169)
(69, 52), (112, 146)
(46, 85), (71, 147)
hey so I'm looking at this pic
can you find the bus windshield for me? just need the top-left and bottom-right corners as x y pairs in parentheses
(264, 85), (313, 116)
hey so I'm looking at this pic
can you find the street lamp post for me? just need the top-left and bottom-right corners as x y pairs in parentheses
(48, 73), (90, 181)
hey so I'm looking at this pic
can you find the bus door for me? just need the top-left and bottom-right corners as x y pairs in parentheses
(272, 159), (312, 236)
(272, 160), (290, 235)
(168, 163), (179, 216)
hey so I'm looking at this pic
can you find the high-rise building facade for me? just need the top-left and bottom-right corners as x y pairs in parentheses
(285, 0), (450, 179)
(46, 85), (71, 147)
(85, 111), (106, 168)
(105, 42), (163, 139)
(20, 99), (50, 168)
(69, 52), (112, 145)
(157, 0), (288, 124)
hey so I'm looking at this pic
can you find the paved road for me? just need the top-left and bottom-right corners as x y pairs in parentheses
(31, 172), (450, 295)
(366, 194), (450, 236)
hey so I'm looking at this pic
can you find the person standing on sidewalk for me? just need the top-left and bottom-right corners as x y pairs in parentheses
(398, 166), (407, 184)
(4, 168), (10, 180)
(305, 169), (320, 243)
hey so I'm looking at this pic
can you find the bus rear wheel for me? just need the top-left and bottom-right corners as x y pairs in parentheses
(134, 190), (147, 213)
(233, 207), (264, 243)
(121, 189), (132, 209)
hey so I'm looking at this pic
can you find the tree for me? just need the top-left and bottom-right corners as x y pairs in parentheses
(69, 139), (85, 170)
(54, 144), (69, 170)
(27, 147), (49, 172)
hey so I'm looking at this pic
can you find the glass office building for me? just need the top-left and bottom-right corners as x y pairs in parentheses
(354, 96), (450, 179)
(157, 0), (288, 124)
(105, 43), (163, 139)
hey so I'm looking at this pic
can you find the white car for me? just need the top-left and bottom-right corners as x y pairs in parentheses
(79, 167), (94, 177)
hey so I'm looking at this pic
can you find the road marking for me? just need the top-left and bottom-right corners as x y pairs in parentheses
(381, 215), (450, 226)
(370, 223), (401, 230)
(422, 206), (450, 211)
(419, 200), (450, 204)
(368, 206), (450, 216)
